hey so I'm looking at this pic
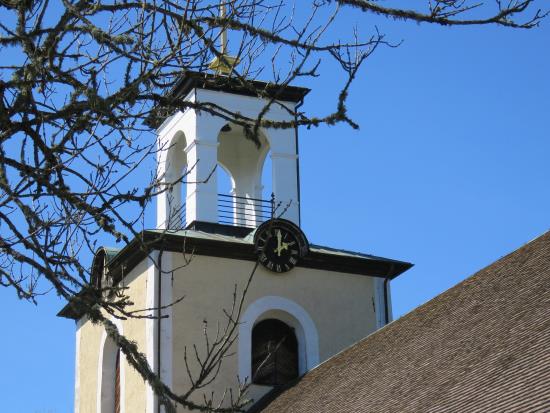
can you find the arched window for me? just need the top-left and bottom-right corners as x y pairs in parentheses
(252, 319), (298, 386)
(114, 350), (120, 413)
(165, 131), (187, 230)
(98, 331), (123, 413)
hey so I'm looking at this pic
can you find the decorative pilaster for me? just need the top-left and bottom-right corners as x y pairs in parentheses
(271, 151), (300, 225)
(184, 139), (219, 224)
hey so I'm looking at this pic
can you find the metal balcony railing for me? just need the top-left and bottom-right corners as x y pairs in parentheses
(167, 193), (287, 230)
(218, 193), (275, 228)
(167, 202), (186, 230)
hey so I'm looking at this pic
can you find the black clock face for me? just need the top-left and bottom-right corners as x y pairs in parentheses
(254, 219), (309, 273)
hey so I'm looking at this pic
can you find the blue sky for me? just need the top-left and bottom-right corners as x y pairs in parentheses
(1, 5), (549, 413)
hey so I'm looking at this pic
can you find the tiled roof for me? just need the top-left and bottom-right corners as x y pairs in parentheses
(254, 230), (550, 413)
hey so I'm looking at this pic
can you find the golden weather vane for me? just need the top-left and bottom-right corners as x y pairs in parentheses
(208, 1), (239, 75)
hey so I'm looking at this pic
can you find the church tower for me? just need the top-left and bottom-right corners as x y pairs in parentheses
(60, 60), (412, 413)
(155, 71), (303, 233)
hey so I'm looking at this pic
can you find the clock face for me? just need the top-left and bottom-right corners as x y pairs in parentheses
(254, 219), (309, 273)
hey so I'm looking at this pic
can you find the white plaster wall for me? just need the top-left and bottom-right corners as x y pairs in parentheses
(146, 251), (159, 413)
(74, 317), (85, 413)
(75, 259), (149, 413)
(169, 254), (378, 411)
(75, 250), (381, 413)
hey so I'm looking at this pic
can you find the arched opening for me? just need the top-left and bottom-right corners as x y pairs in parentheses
(238, 296), (320, 383)
(217, 123), (271, 227)
(260, 151), (273, 204)
(217, 163), (234, 196)
(217, 163), (236, 226)
(114, 351), (121, 413)
(98, 334), (122, 413)
(165, 131), (187, 229)
(251, 319), (299, 386)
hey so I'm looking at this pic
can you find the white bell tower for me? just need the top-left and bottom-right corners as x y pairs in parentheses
(155, 73), (309, 232)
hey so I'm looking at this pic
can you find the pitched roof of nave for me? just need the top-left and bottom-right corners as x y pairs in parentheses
(250, 230), (550, 413)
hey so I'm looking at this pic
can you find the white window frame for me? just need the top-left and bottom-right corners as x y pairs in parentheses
(238, 296), (319, 384)
(97, 318), (125, 413)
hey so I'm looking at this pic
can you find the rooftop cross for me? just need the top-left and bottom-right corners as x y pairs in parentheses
(208, 1), (239, 75)
(220, 1), (227, 56)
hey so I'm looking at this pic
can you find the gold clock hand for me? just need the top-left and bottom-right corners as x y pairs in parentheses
(275, 229), (282, 256)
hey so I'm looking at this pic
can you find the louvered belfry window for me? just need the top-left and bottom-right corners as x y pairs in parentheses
(114, 350), (121, 413)
(252, 319), (299, 386)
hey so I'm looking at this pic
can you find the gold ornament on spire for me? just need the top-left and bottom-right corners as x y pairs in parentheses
(208, 1), (239, 75)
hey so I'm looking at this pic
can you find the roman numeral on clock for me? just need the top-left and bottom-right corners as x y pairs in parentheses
(254, 219), (309, 274)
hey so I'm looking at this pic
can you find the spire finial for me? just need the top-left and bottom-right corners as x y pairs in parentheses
(220, 1), (227, 56)
(208, 1), (239, 75)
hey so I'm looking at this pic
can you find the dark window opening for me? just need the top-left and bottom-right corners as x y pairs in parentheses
(252, 319), (298, 386)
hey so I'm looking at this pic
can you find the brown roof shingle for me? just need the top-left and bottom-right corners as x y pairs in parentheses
(255, 231), (550, 413)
